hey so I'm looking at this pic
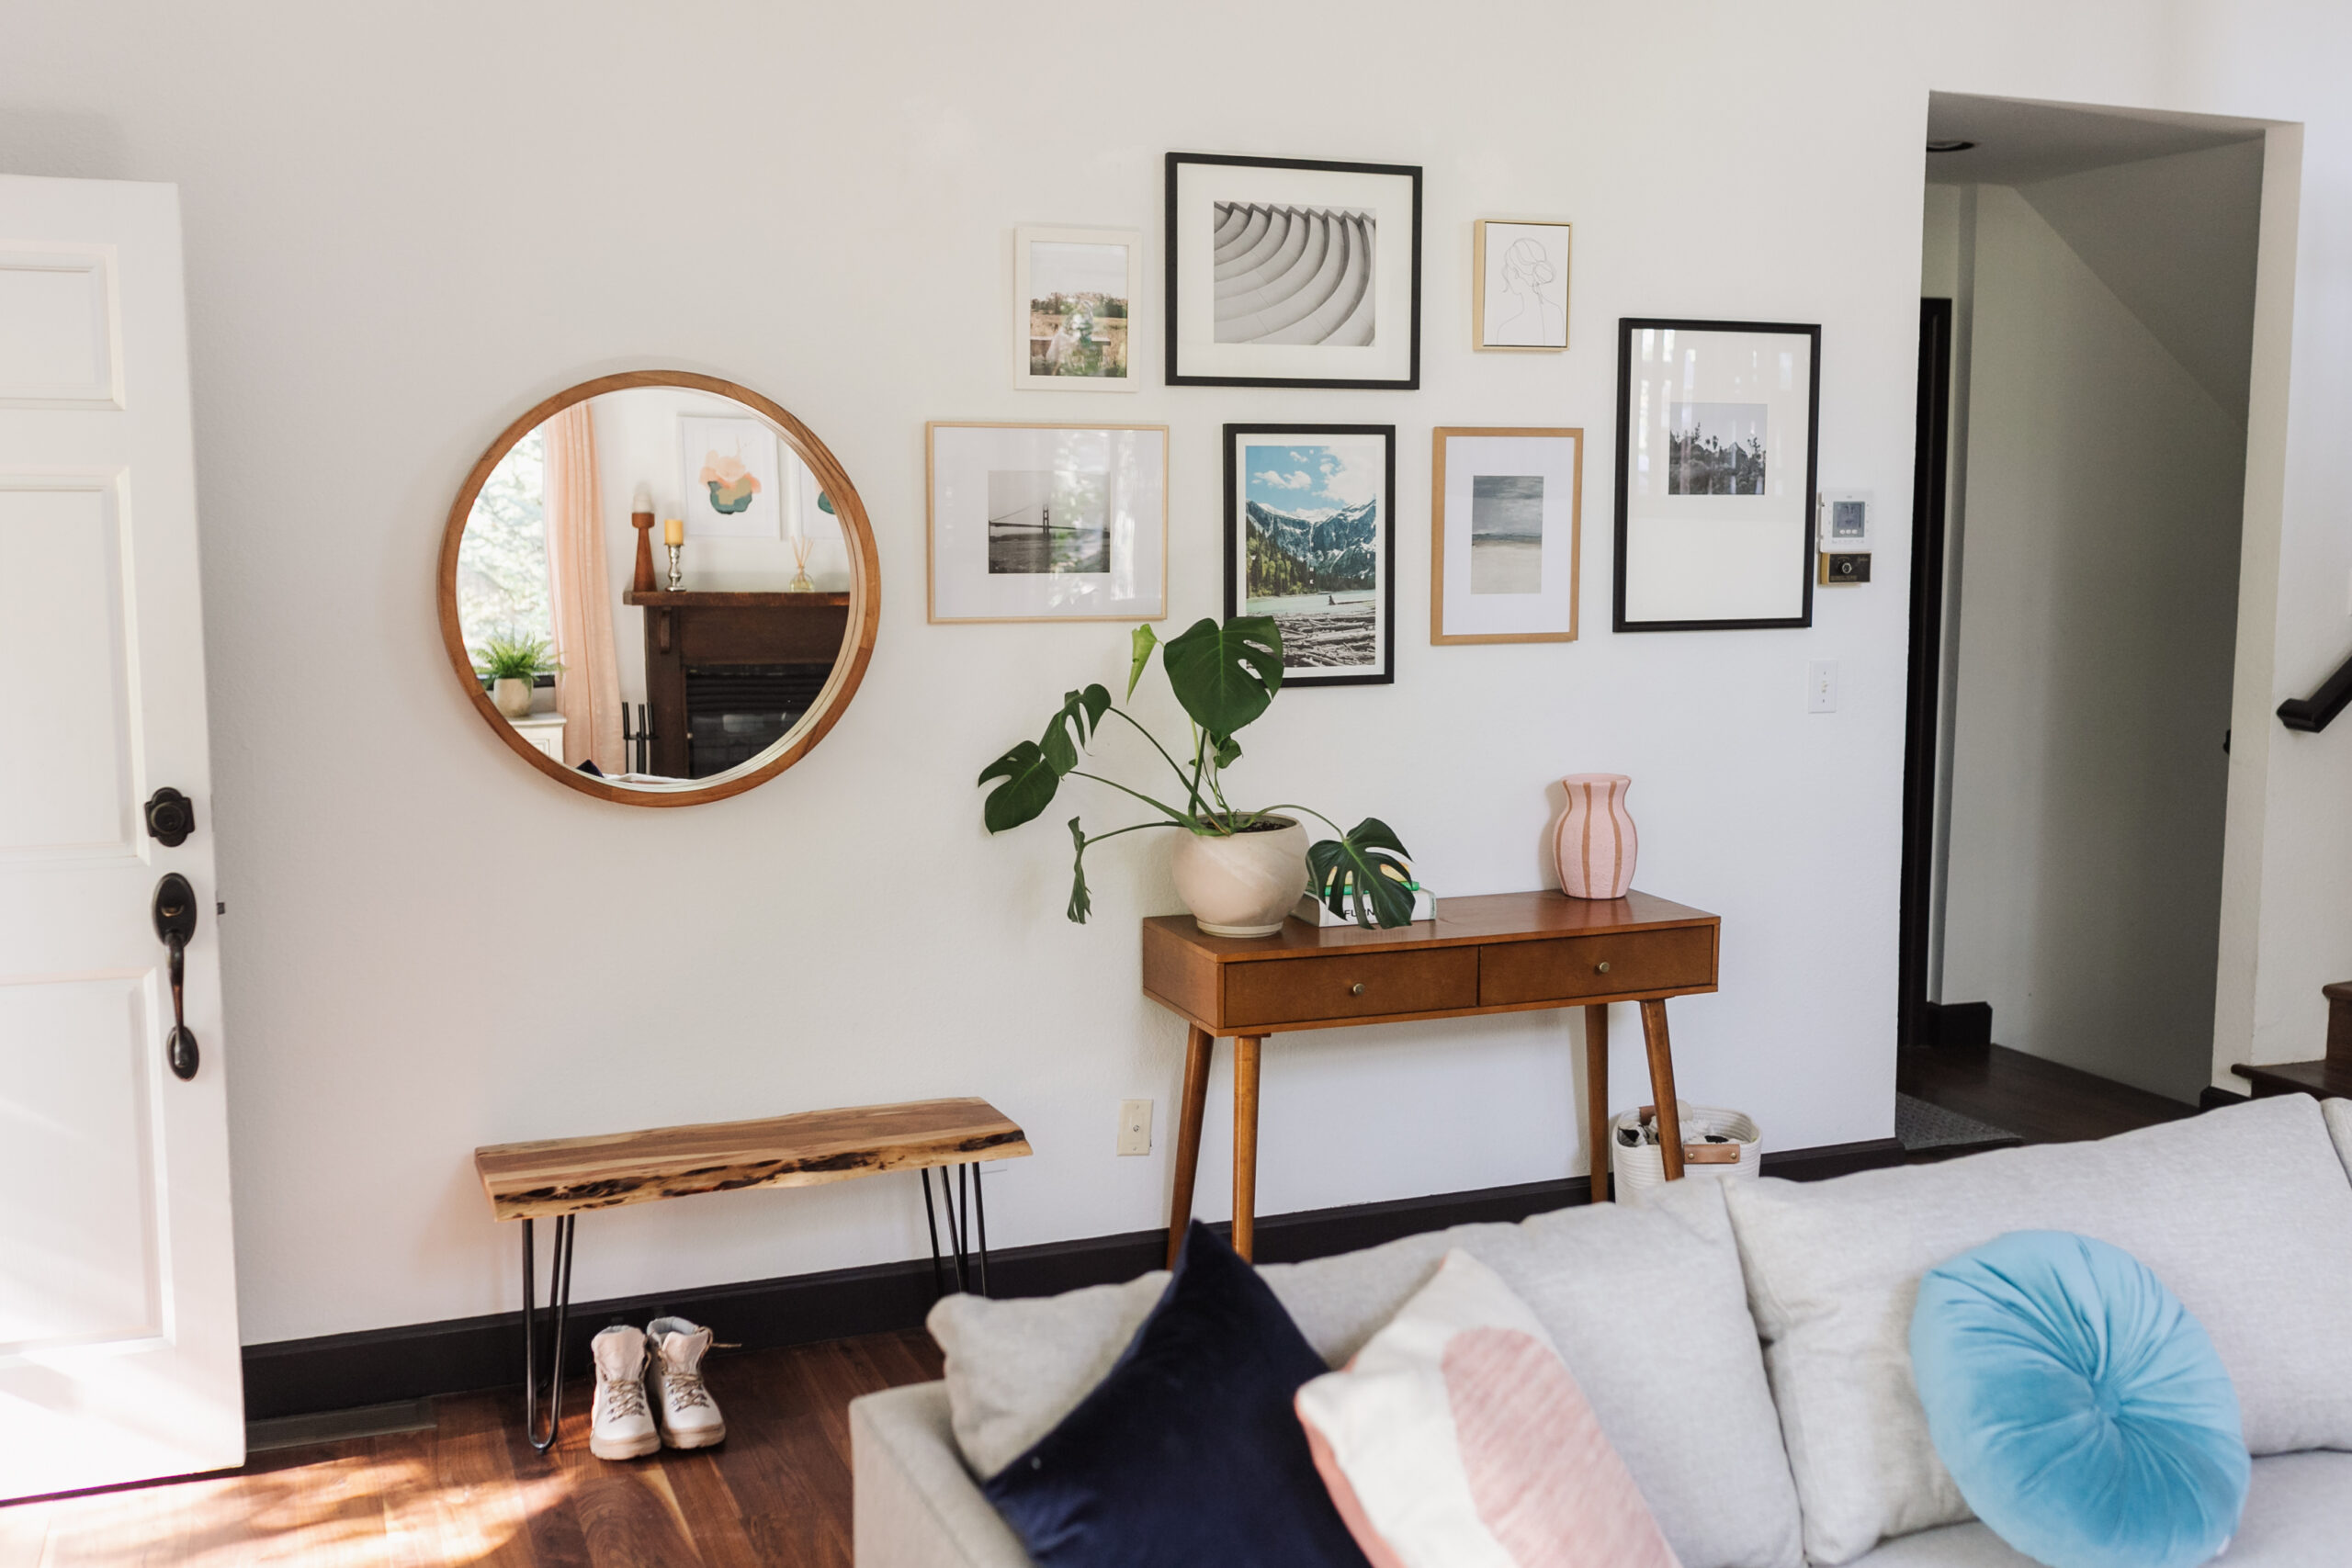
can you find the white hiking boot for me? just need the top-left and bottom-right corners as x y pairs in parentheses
(645, 1316), (726, 1450)
(588, 1325), (660, 1461)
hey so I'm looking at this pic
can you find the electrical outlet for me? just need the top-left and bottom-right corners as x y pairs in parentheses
(1807, 660), (1838, 714)
(1117, 1099), (1152, 1156)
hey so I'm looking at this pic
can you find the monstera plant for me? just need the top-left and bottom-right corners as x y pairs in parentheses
(978, 615), (1417, 930)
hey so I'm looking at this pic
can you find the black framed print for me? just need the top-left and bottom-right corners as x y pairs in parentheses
(1167, 153), (1421, 389)
(1612, 317), (1820, 631)
(1223, 424), (1396, 685)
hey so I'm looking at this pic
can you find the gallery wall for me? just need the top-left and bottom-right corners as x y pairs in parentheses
(1932, 174), (2251, 1104)
(3, 0), (2344, 1345)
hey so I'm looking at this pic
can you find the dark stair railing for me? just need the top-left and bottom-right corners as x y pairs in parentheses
(2277, 649), (2352, 732)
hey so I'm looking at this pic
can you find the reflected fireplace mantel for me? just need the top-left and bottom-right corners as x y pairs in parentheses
(624, 590), (854, 778)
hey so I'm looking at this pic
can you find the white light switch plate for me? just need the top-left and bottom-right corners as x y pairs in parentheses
(1807, 660), (1838, 714)
(1117, 1099), (1152, 1156)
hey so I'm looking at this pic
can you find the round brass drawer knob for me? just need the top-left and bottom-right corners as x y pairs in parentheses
(1596, 961), (1611, 974)
(1350, 982), (1366, 996)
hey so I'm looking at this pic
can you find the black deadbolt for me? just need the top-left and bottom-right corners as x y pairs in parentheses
(144, 787), (196, 847)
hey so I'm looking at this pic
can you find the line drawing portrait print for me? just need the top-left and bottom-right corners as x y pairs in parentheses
(1483, 228), (1565, 348)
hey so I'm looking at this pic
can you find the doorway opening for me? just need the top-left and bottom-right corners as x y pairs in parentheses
(1900, 93), (2270, 1106)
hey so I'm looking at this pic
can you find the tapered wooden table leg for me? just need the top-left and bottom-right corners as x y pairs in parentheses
(1232, 1035), (1263, 1261)
(1167, 1025), (1214, 1269)
(1640, 998), (1685, 1180)
(1585, 1004), (1611, 1203)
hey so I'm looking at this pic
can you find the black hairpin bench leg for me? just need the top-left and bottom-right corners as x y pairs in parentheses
(521, 1213), (576, 1453)
(922, 1164), (992, 1301)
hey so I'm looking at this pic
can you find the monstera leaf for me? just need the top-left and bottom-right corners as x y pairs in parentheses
(1066, 818), (1092, 923)
(1127, 624), (1159, 699)
(1306, 818), (1417, 929)
(978, 741), (1060, 833)
(1162, 616), (1283, 738)
(1041, 684), (1110, 774)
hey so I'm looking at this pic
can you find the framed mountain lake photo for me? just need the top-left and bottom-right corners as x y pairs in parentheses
(1223, 423), (1396, 685)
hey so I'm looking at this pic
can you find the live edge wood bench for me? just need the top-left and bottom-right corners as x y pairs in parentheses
(472, 1096), (1031, 1450)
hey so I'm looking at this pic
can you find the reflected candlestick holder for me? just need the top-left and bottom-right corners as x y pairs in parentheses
(666, 543), (684, 592)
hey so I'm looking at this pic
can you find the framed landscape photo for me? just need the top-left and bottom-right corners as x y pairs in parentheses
(1223, 424), (1395, 685)
(1167, 153), (1421, 389)
(1613, 318), (1819, 631)
(927, 422), (1168, 622)
(1014, 226), (1140, 390)
(1472, 220), (1571, 351)
(1431, 427), (1581, 643)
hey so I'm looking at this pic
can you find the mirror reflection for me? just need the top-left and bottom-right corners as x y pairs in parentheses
(453, 383), (859, 791)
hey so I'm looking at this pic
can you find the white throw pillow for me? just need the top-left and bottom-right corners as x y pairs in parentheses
(929, 1179), (1802, 1568)
(1723, 1094), (2352, 1566)
(1295, 1249), (1681, 1568)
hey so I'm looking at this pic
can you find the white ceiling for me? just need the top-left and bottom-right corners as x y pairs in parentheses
(1926, 93), (2267, 186)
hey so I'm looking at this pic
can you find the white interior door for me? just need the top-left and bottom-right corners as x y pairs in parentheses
(0, 175), (242, 1499)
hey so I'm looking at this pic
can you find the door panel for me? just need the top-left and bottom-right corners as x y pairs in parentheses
(0, 175), (241, 1499)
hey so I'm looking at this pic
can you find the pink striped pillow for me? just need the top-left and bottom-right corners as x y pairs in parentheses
(1295, 1249), (1680, 1568)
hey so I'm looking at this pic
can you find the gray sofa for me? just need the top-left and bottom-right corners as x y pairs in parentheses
(854, 1095), (2352, 1567)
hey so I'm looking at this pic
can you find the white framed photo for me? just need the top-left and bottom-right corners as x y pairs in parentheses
(1431, 427), (1582, 643)
(1166, 153), (1421, 389)
(1613, 318), (1820, 631)
(927, 422), (1168, 622)
(1014, 226), (1140, 390)
(1473, 220), (1571, 351)
(678, 413), (782, 539)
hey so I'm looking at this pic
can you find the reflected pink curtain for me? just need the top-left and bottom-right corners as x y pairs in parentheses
(543, 404), (624, 772)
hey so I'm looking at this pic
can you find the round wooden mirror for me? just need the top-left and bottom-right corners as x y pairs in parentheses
(436, 371), (878, 806)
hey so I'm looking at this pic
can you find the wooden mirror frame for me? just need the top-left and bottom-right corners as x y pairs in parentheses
(436, 370), (881, 807)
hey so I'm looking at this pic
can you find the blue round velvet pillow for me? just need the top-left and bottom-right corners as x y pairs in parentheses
(1909, 1231), (2248, 1568)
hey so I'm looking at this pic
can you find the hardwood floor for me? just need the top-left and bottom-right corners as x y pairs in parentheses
(0, 1328), (941, 1568)
(1898, 1042), (2199, 1145)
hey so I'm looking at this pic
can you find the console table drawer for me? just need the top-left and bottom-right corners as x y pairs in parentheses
(1224, 948), (1478, 1029)
(1478, 927), (1714, 1007)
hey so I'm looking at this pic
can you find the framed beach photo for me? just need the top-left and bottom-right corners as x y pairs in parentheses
(1431, 427), (1582, 643)
(678, 414), (784, 538)
(1166, 153), (1421, 389)
(1014, 226), (1140, 390)
(1223, 424), (1396, 685)
(1613, 318), (1820, 631)
(926, 422), (1168, 622)
(1473, 220), (1571, 351)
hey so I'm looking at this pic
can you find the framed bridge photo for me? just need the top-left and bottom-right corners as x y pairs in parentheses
(926, 422), (1169, 623)
(1166, 152), (1422, 389)
(1223, 423), (1396, 685)
(1612, 317), (1820, 632)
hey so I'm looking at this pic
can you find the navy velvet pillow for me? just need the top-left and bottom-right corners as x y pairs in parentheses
(982, 1221), (1371, 1568)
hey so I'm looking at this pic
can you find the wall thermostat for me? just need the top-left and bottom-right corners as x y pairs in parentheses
(1818, 490), (1872, 547)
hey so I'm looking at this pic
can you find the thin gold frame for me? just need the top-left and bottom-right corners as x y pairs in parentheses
(1471, 219), (1573, 353)
(1430, 425), (1583, 645)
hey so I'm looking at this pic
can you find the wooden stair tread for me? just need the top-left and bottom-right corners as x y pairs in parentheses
(2231, 1058), (2352, 1100)
(473, 1096), (1030, 1220)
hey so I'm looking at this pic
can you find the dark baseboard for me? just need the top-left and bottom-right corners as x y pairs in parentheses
(2199, 1085), (2251, 1111)
(243, 1135), (1906, 1422)
(1922, 1000), (1993, 1050)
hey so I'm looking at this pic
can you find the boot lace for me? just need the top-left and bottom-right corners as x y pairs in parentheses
(600, 1371), (648, 1421)
(664, 1365), (714, 1411)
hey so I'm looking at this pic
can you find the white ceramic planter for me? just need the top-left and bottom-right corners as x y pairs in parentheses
(1170, 818), (1310, 937)
(492, 676), (535, 718)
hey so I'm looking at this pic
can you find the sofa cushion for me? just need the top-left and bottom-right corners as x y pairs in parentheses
(1723, 1095), (2352, 1565)
(1295, 1248), (1679, 1568)
(979, 1221), (1369, 1568)
(933, 1179), (1803, 1568)
(1909, 1231), (2248, 1568)
(1842, 1450), (2352, 1567)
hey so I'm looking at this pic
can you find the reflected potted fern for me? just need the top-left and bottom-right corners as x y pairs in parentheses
(471, 631), (561, 719)
(978, 616), (1415, 935)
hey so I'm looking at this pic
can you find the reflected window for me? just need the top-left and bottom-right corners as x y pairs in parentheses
(455, 431), (554, 656)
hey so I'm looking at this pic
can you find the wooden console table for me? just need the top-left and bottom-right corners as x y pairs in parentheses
(1141, 890), (1719, 1263)
(473, 1097), (1029, 1450)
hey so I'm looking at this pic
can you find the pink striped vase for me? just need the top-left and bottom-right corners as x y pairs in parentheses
(1554, 774), (1638, 900)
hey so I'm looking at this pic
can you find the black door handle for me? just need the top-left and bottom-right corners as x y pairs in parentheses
(144, 787), (196, 846)
(153, 873), (199, 1081)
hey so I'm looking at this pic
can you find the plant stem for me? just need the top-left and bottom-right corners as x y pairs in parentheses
(1079, 818), (1184, 848)
(1253, 803), (1346, 836)
(1103, 706), (1203, 818)
(1069, 771), (1193, 825)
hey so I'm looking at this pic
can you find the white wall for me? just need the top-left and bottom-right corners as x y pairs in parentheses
(1939, 181), (2248, 1102)
(0, 1), (2333, 1346)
